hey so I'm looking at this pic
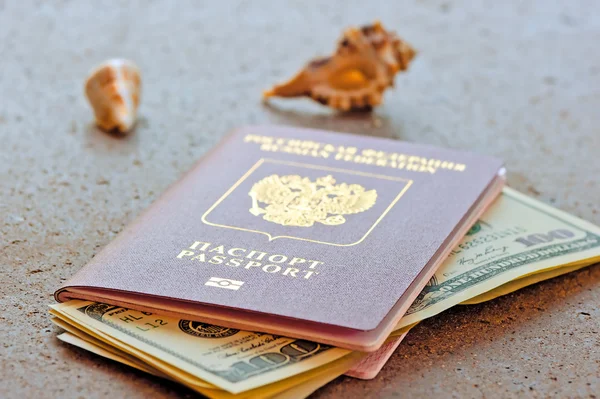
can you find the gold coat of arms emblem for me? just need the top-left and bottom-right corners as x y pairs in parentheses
(248, 174), (377, 227)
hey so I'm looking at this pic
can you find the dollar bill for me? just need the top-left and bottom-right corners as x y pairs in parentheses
(461, 262), (591, 304)
(51, 188), (600, 389)
(348, 188), (600, 379)
(49, 300), (352, 395)
(394, 187), (600, 330)
(57, 332), (168, 378)
(54, 327), (359, 399)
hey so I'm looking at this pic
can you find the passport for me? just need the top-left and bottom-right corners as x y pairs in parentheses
(55, 125), (505, 351)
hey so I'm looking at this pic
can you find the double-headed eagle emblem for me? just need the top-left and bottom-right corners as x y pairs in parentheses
(249, 174), (377, 227)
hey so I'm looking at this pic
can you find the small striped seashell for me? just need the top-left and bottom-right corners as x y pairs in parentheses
(85, 59), (141, 134)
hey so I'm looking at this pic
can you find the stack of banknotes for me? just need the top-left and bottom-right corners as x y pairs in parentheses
(50, 188), (600, 398)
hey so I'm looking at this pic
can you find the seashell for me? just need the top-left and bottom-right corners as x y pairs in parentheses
(263, 21), (416, 111)
(85, 59), (141, 133)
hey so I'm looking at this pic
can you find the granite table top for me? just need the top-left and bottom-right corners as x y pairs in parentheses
(1, 1), (598, 398)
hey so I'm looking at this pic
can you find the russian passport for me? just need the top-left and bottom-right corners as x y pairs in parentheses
(55, 126), (505, 351)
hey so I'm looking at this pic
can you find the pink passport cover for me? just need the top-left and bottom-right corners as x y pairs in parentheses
(56, 125), (503, 333)
(345, 333), (407, 379)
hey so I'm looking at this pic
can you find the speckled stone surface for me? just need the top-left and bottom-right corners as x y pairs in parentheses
(1, 1), (599, 398)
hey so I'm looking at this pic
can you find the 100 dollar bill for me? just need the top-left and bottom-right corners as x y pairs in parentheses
(394, 187), (600, 330)
(53, 329), (357, 399)
(461, 262), (591, 304)
(352, 187), (600, 378)
(50, 300), (351, 394)
(52, 188), (600, 387)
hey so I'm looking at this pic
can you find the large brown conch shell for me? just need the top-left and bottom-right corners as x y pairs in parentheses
(263, 21), (416, 111)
